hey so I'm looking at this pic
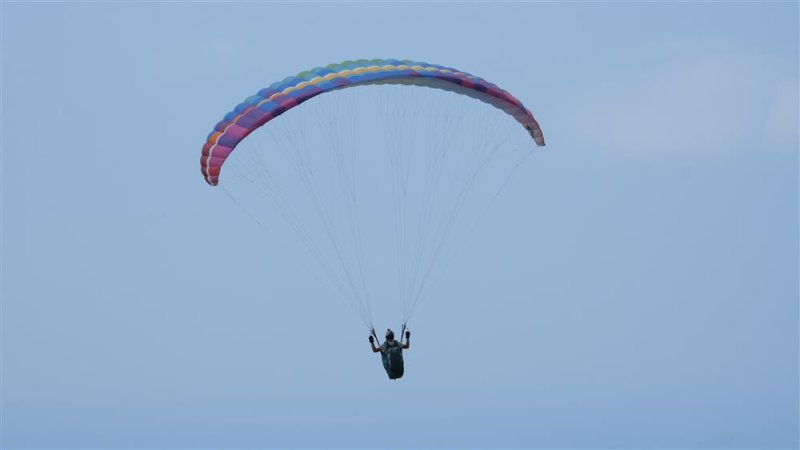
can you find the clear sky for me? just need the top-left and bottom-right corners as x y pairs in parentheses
(2, 2), (798, 449)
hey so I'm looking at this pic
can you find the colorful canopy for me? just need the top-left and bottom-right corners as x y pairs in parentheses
(201, 58), (545, 186)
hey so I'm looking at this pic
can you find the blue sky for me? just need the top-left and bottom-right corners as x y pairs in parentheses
(2, 2), (798, 449)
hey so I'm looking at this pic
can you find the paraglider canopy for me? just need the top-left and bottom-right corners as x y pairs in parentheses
(201, 58), (545, 186)
(200, 58), (546, 332)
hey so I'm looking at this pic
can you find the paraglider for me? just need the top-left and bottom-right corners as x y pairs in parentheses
(200, 59), (545, 379)
(369, 328), (411, 380)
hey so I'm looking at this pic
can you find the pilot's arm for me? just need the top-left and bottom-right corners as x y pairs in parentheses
(369, 336), (382, 353)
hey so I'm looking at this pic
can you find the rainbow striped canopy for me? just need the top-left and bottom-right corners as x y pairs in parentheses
(201, 58), (545, 186)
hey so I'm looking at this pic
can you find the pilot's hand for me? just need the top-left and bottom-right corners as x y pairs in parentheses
(369, 335), (374, 343)
(405, 330), (411, 339)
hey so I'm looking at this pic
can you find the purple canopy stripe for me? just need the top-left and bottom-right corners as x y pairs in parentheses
(201, 58), (545, 186)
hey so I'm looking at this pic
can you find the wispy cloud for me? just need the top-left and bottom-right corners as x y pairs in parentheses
(558, 43), (798, 159)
